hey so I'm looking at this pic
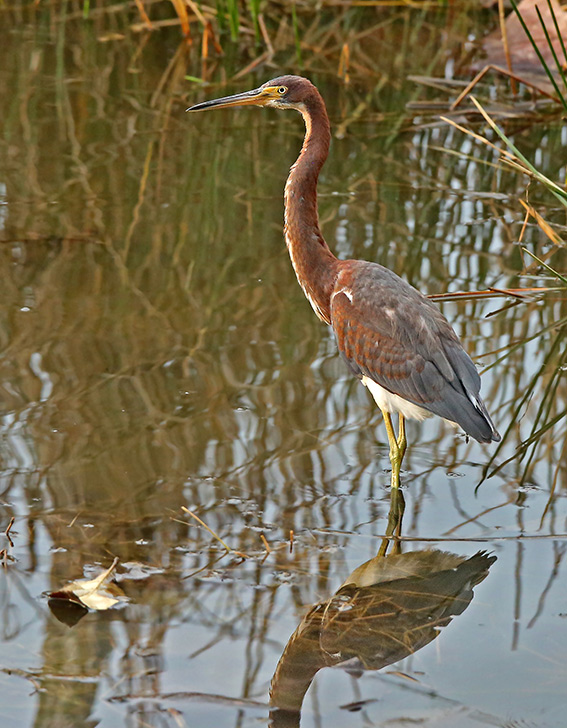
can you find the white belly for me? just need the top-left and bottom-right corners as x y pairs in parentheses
(361, 376), (431, 421)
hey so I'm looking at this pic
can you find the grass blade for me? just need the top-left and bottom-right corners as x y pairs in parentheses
(469, 96), (567, 206)
(248, 0), (260, 41)
(226, 0), (239, 41)
(546, 0), (567, 68)
(522, 247), (567, 285)
(291, 0), (302, 66)
(536, 4), (567, 98)
(510, 0), (567, 110)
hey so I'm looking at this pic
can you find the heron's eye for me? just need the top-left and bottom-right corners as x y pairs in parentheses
(277, 86), (287, 95)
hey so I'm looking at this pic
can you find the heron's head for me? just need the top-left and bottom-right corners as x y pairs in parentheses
(187, 75), (317, 114)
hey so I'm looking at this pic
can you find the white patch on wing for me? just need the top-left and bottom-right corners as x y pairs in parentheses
(332, 287), (353, 303)
(362, 376), (431, 421)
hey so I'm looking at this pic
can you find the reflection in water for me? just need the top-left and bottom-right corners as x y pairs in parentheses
(269, 491), (495, 725)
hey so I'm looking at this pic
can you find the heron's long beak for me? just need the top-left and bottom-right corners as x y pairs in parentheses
(187, 85), (278, 112)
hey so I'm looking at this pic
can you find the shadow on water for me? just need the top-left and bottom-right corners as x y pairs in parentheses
(269, 490), (496, 727)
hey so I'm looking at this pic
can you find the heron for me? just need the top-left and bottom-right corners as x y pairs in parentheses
(188, 75), (500, 488)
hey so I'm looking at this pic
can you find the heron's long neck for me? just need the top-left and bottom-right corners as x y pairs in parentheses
(284, 98), (338, 325)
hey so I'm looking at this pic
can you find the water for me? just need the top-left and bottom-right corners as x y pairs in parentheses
(1, 10), (567, 728)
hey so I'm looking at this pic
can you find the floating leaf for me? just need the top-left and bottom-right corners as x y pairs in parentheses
(48, 558), (127, 614)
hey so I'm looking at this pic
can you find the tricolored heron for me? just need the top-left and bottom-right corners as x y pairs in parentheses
(188, 75), (500, 488)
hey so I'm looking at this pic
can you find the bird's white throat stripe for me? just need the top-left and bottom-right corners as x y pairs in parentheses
(284, 227), (304, 289)
(362, 376), (431, 421)
(284, 228), (328, 322)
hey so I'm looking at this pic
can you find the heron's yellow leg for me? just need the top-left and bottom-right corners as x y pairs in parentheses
(382, 410), (402, 489)
(397, 414), (407, 462)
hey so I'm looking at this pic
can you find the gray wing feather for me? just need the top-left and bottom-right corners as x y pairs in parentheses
(331, 262), (499, 443)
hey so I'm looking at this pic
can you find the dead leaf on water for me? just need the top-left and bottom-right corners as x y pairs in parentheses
(48, 557), (127, 614)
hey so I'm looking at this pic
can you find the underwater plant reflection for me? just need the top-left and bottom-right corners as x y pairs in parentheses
(269, 490), (495, 726)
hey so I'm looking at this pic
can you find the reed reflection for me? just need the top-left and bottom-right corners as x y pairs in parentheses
(269, 490), (495, 726)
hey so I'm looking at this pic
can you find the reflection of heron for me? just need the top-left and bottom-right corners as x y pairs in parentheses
(188, 76), (500, 488)
(267, 490), (496, 724)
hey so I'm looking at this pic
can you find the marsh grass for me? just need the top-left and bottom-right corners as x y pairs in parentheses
(443, 85), (567, 493)
(0, 0), (488, 86)
(510, 0), (567, 110)
(409, 0), (567, 128)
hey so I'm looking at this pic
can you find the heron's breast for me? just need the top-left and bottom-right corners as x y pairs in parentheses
(361, 376), (431, 421)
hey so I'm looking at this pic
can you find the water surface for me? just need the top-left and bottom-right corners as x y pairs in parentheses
(1, 11), (567, 728)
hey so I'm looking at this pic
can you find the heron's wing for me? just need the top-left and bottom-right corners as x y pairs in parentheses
(330, 262), (496, 441)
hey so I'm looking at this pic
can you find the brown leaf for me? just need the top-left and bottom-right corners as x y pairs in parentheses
(48, 557), (127, 612)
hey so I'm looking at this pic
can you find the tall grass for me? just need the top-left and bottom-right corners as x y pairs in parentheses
(441, 0), (567, 492)
(511, 0), (567, 110)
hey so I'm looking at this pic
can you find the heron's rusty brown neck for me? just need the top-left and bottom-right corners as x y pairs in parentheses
(284, 94), (338, 325)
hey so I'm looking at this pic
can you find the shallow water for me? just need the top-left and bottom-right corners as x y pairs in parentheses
(1, 10), (567, 728)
